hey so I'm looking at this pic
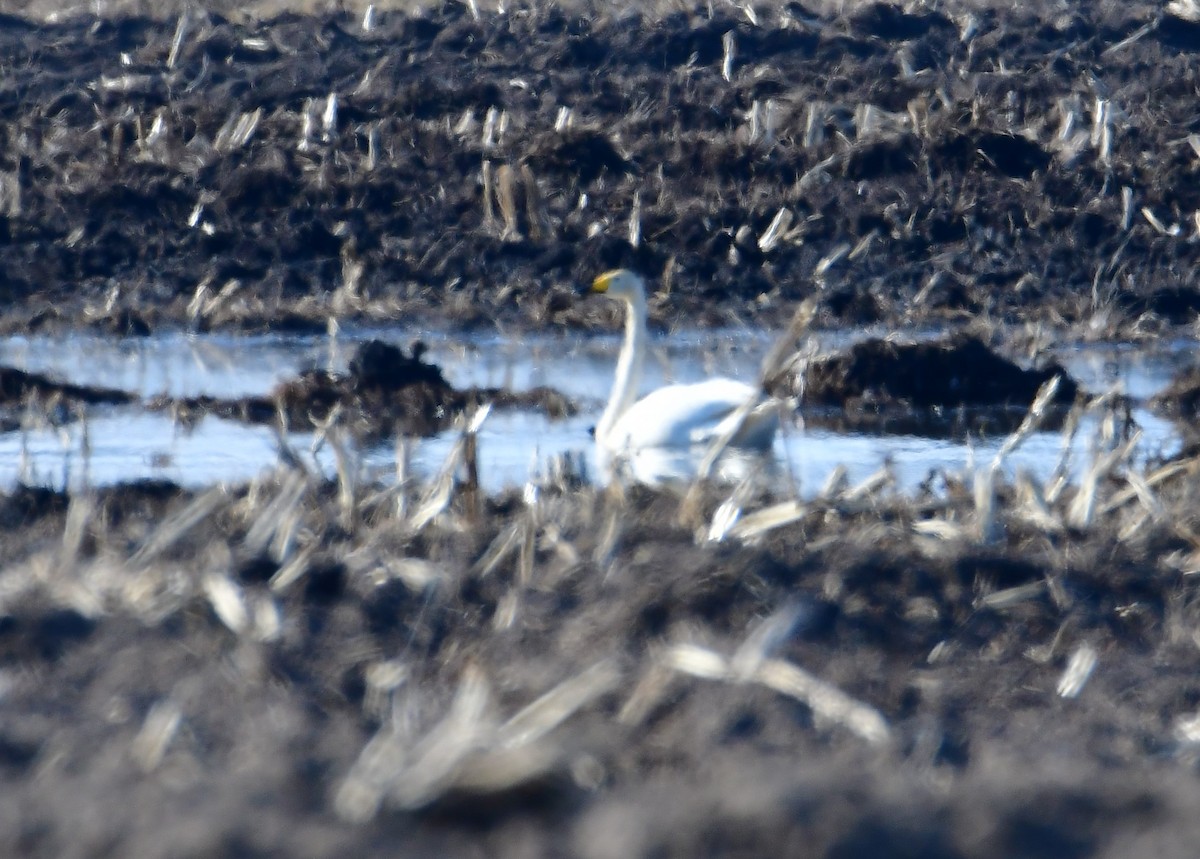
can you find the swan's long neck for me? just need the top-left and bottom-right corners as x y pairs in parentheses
(596, 293), (647, 445)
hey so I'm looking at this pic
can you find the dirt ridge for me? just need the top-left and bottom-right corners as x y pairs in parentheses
(0, 1), (1197, 335)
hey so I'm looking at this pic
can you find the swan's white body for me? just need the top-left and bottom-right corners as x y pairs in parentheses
(588, 269), (780, 454)
(603, 377), (779, 450)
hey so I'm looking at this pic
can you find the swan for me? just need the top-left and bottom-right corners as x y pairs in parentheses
(585, 269), (781, 453)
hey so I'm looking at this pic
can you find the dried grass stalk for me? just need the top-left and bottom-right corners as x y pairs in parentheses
(130, 699), (182, 773)
(364, 660), (409, 719)
(322, 92), (338, 138)
(1102, 18), (1158, 55)
(973, 465), (1000, 544)
(471, 522), (522, 577)
(1056, 642), (1098, 698)
(618, 661), (675, 726)
(166, 10), (190, 69)
(0, 170), (21, 218)
(754, 658), (890, 745)
(481, 160), (497, 229)
(1168, 0), (1200, 23)
(520, 163), (549, 241)
(691, 301), (814, 485)
(496, 164), (520, 240)
(1067, 429), (1142, 529)
(724, 500), (805, 541)
(803, 102), (826, 148)
(252, 596), (281, 642)
(978, 580), (1045, 610)
(482, 107), (500, 149)
(706, 494), (743, 543)
(1100, 456), (1200, 515)
(495, 660), (620, 749)
(628, 190), (642, 248)
(731, 604), (802, 680)
(386, 664), (493, 810)
(664, 643), (731, 680)
(913, 518), (971, 541)
(59, 492), (94, 572)
(130, 486), (226, 567)
(328, 428), (359, 530)
(340, 656), (615, 819)
(203, 572), (248, 635)
(243, 472), (308, 559)
(1013, 472), (1063, 533)
(757, 207), (793, 252)
(268, 544), (314, 590)
(843, 466), (893, 503)
(409, 405), (491, 533)
(814, 243), (851, 280)
(449, 743), (560, 795)
(215, 109), (262, 153)
(992, 375), (1061, 470)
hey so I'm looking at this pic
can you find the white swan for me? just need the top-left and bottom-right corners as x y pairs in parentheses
(586, 269), (780, 453)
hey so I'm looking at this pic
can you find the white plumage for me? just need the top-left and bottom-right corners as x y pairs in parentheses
(604, 377), (779, 450)
(586, 269), (780, 454)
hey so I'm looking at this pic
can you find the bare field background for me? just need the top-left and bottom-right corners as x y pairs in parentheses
(0, 0), (1194, 337)
(1, 0), (1047, 24)
(2, 0), (1200, 856)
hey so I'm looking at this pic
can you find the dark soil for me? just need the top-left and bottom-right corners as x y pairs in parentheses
(1, 465), (1200, 857)
(1153, 366), (1200, 419)
(0, 0), (1197, 337)
(0, 365), (134, 433)
(793, 332), (1081, 433)
(0, 366), (133, 408)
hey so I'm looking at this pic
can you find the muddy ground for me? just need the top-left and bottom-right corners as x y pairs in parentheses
(4, 0), (1200, 856)
(2, 444), (1200, 858)
(0, 0), (1199, 337)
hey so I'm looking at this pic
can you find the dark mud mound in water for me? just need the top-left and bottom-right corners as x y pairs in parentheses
(1152, 366), (1200, 426)
(0, 366), (132, 408)
(798, 334), (1078, 432)
(157, 339), (573, 438)
(0, 1), (1199, 335)
(0, 365), (134, 431)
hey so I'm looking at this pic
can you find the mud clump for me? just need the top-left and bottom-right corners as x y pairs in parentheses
(347, 340), (446, 391)
(276, 339), (462, 438)
(0, 366), (133, 408)
(797, 334), (1078, 432)
(158, 339), (573, 438)
(1152, 367), (1200, 423)
(0, 365), (133, 432)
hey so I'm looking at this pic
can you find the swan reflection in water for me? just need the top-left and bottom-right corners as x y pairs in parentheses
(597, 442), (784, 490)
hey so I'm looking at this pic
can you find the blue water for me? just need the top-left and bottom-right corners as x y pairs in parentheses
(0, 328), (1185, 495)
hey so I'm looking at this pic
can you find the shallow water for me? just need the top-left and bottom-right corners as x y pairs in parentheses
(0, 329), (1187, 495)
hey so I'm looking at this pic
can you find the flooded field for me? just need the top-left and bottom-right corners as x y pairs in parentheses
(5, 0), (1200, 856)
(0, 328), (1184, 492)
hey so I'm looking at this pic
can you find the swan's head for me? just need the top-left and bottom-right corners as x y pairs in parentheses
(589, 269), (647, 304)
